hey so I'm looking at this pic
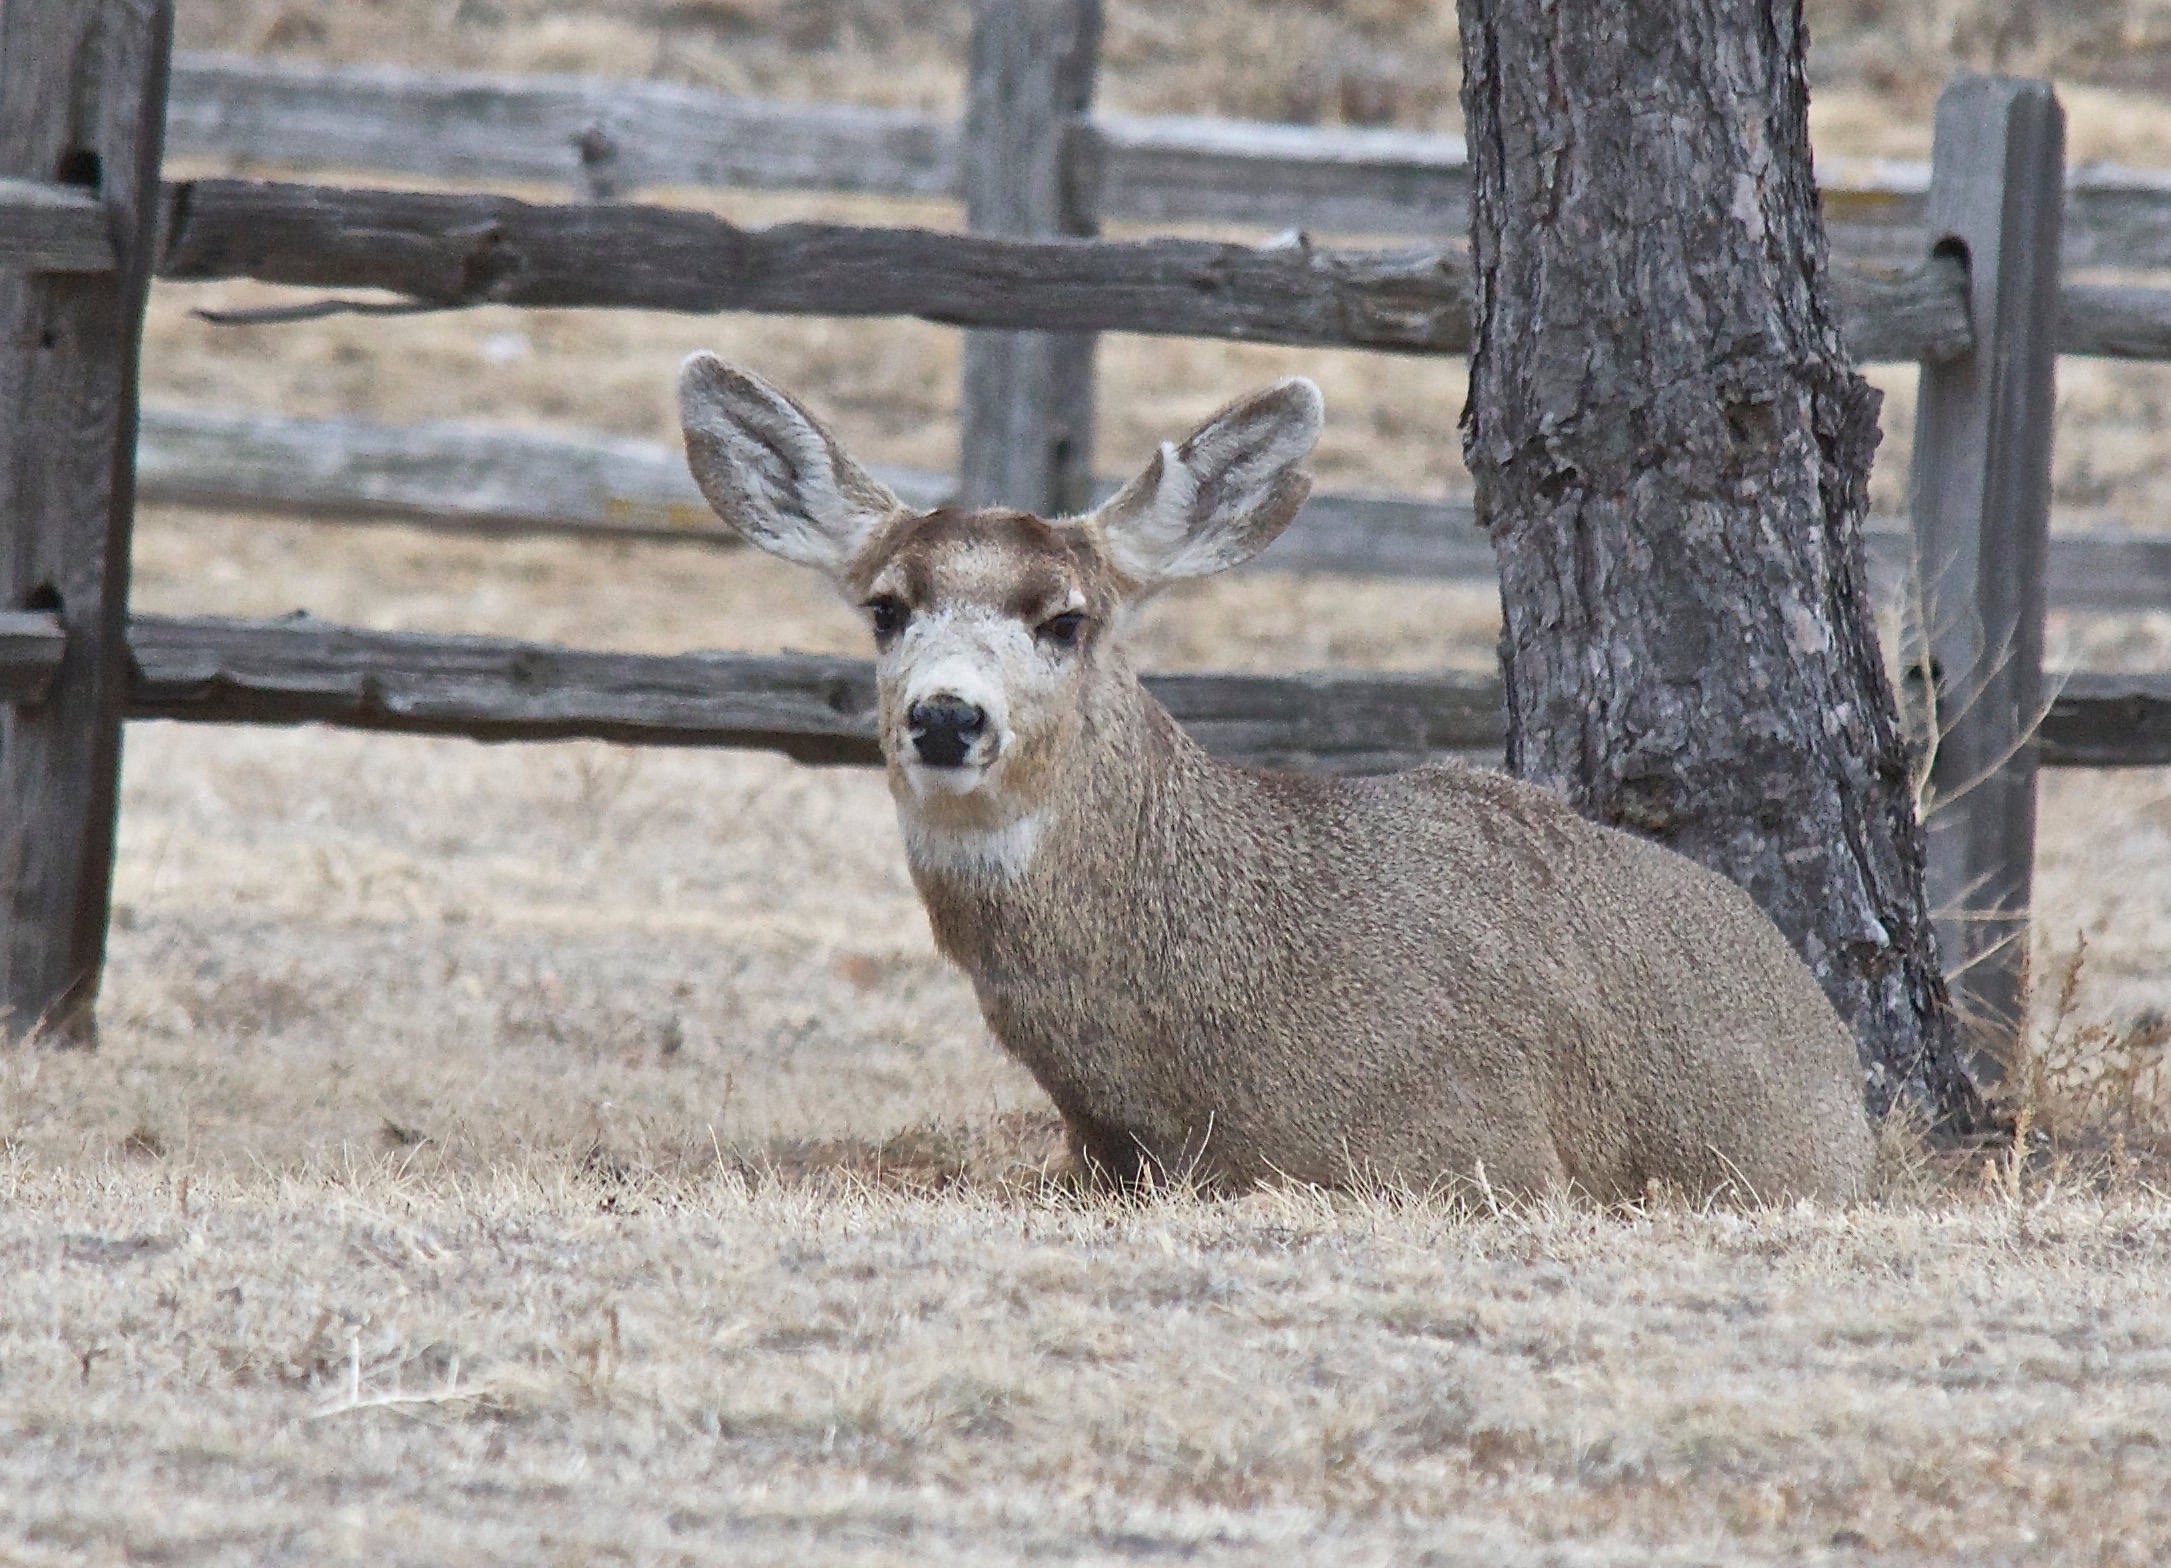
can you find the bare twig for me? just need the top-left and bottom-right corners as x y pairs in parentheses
(309, 1340), (488, 1420)
(193, 295), (457, 327)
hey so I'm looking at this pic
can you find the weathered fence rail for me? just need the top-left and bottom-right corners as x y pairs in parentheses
(0, 612), (68, 705)
(0, 608), (2164, 770)
(132, 405), (2171, 610)
(151, 178), (1488, 353)
(0, 175), (117, 270)
(165, 177), (2166, 365)
(133, 404), (1505, 578)
(0, 611), (1504, 772)
(162, 52), (2171, 271)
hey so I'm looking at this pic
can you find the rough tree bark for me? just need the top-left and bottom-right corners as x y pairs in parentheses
(1457, 0), (1990, 1131)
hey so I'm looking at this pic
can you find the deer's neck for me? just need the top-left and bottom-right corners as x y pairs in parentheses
(897, 805), (1056, 886)
(898, 670), (1323, 1157)
(895, 670), (1202, 930)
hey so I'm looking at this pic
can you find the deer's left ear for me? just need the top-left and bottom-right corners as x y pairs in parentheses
(1086, 377), (1321, 592)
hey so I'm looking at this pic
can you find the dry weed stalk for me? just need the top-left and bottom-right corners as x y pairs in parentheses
(1892, 535), (2064, 863)
(1999, 936), (2171, 1160)
(1888, 540), (2079, 1082)
(309, 1331), (494, 1421)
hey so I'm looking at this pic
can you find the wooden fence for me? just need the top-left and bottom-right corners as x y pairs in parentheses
(4, 0), (2171, 1045)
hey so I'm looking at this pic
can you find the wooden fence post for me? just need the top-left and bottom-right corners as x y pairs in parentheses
(1909, 73), (2065, 1074)
(0, 0), (173, 1044)
(958, 0), (1102, 515)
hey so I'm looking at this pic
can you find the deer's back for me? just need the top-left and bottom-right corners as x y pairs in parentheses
(1328, 764), (1872, 1199)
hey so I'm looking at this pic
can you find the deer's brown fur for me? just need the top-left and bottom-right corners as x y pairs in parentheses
(679, 355), (1874, 1202)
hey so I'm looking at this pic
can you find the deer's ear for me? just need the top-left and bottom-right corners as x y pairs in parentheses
(1087, 377), (1321, 591)
(678, 353), (901, 575)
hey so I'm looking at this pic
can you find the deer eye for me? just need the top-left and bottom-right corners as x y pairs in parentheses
(1036, 611), (1086, 649)
(864, 595), (909, 644)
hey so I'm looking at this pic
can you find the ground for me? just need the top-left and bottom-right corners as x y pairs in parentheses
(7, 1163), (2171, 1565)
(3, 2), (2171, 1563)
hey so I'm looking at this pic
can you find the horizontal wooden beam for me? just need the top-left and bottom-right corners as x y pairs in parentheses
(136, 404), (749, 539)
(2058, 281), (2171, 360)
(151, 178), (1482, 354)
(120, 613), (1508, 772)
(2042, 673), (2171, 767)
(131, 404), (1502, 575)
(2034, 530), (2171, 612)
(0, 614), (2115, 769)
(164, 54), (959, 201)
(161, 55), (2171, 270)
(153, 178), (1977, 363)
(124, 612), (890, 764)
(1079, 114), (1473, 238)
(1813, 155), (2171, 273)
(2055, 168), (2171, 272)
(0, 611), (65, 704)
(134, 405), (2171, 608)
(0, 176), (114, 271)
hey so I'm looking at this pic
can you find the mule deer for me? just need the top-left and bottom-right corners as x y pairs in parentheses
(679, 356), (1873, 1202)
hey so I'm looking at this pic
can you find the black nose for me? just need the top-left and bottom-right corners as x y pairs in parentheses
(908, 695), (987, 767)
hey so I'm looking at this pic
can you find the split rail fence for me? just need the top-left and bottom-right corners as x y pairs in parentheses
(3, 0), (2170, 1045)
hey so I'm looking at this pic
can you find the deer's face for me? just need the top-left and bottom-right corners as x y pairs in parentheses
(848, 508), (1115, 813)
(677, 355), (1322, 869)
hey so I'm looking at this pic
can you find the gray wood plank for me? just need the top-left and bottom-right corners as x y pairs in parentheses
(122, 613), (1507, 772)
(133, 405), (2171, 608)
(0, 177), (116, 271)
(957, 0), (1101, 516)
(1079, 115), (1472, 237)
(1908, 75), (2066, 1063)
(2037, 530), (2171, 611)
(135, 404), (745, 538)
(97, 613), (2171, 772)
(2057, 164), (2171, 272)
(2042, 673), (2171, 767)
(164, 54), (958, 200)
(150, 179), (1477, 352)
(1818, 159), (2171, 272)
(2057, 281), (2171, 360)
(1842, 252), (1974, 364)
(125, 612), (888, 764)
(159, 55), (2171, 269)
(131, 403), (1501, 569)
(0, 0), (172, 1044)
(151, 178), (1978, 363)
(0, 611), (65, 705)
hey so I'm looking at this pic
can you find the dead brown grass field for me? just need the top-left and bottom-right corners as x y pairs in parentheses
(8, 1158), (2171, 1566)
(6, 2), (2171, 1562)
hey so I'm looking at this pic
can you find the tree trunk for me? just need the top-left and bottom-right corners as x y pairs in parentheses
(1456, 0), (1991, 1132)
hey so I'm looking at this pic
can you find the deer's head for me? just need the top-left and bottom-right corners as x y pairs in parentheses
(678, 356), (1322, 860)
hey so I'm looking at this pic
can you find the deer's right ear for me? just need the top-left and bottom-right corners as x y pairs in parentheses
(678, 353), (901, 575)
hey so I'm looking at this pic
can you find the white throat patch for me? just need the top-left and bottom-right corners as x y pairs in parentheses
(900, 810), (1048, 885)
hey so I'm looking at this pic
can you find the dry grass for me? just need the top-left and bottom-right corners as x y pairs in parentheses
(7, 1157), (2171, 1566)
(4, 3), (2170, 1562)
